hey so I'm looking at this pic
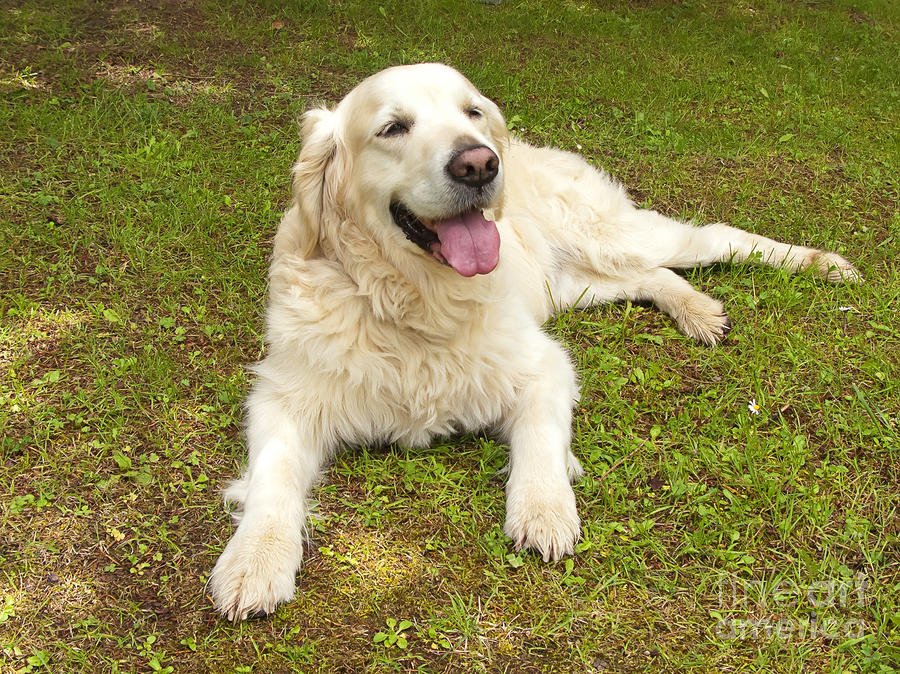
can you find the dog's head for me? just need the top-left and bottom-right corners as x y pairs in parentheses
(290, 63), (509, 278)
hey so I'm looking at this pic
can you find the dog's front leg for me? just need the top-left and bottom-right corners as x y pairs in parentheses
(502, 336), (581, 561)
(208, 386), (328, 621)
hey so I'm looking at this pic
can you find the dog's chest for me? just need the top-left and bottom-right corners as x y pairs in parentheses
(359, 328), (523, 445)
(268, 259), (531, 447)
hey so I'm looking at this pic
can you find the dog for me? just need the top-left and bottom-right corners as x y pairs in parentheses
(208, 63), (859, 620)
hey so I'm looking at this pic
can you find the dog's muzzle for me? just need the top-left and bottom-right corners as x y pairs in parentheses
(389, 201), (500, 278)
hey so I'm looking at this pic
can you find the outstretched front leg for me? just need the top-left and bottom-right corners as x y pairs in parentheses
(209, 381), (332, 621)
(501, 333), (582, 560)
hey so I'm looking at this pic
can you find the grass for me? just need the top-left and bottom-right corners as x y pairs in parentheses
(1, 0), (898, 671)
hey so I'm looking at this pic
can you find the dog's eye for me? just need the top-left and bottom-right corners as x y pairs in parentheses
(465, 107), (483, 119)
(378, 121), (410, 138)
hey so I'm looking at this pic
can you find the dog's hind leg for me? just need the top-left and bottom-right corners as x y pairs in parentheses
(208, 383), (331, 621)
(552, 267), (731, 346)
(618, 209), (861, 282)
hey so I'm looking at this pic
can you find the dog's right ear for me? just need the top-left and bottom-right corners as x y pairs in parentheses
(288, 107), (339, 257)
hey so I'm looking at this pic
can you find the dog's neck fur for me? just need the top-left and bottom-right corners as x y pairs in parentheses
(308, 206), (498, 339)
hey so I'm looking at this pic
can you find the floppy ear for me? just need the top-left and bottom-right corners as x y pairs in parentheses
(480, 96), (510, 219)
(285, 107), (342, 257)
(481, 96), (510, 153)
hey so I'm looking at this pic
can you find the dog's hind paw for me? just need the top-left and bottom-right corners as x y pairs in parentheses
(806, 251), (862, 284)
(672, 294), (731, 346)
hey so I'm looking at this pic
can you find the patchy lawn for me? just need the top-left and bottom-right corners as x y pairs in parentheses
(1, 0), (897, 671)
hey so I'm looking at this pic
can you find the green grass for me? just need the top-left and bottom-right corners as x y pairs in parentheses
(1, 0), (898, 671)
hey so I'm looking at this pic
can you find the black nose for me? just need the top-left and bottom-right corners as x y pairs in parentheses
(446, 145), (499, 188)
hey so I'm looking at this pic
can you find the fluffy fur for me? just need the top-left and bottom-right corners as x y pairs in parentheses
(208, 63), (859, 620)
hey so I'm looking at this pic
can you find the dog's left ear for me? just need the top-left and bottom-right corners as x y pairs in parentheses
(480, 96), (510, 153)
(480, 96), (509, 219)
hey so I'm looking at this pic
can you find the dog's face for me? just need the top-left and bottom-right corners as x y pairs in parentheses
(293, 64), (509, 277)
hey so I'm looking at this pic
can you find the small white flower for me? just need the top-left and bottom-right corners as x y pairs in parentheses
(748, 399), (761, 415)
(838, 306), (854, 312)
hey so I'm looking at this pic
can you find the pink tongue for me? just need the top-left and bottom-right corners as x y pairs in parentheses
(434, 210), (500, 277)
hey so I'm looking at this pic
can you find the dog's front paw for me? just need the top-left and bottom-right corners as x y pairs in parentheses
(208, 522), (302, 621)
(807, 251), (862, 283)
(504, 479), (580, 562)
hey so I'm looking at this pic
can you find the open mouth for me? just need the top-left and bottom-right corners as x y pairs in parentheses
(389, 202), (501, 277)
(390, 202), (439, 254)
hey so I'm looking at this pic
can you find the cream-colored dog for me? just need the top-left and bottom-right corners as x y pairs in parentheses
(209, 63), (859, 620)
